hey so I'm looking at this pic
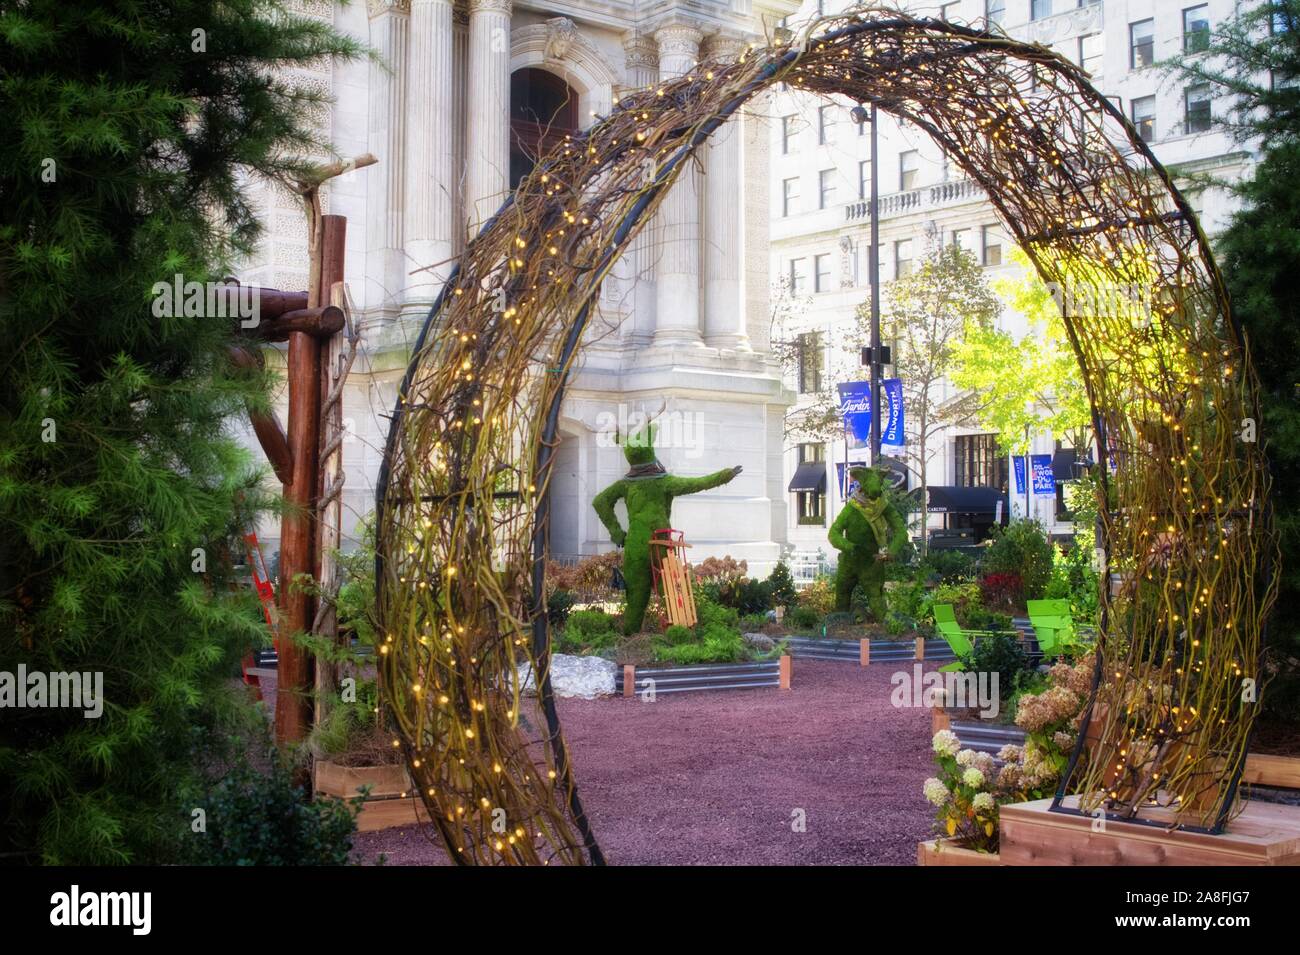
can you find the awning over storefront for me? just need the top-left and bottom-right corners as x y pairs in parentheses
(788, 462), (827, 493)
(1052, 447), (1079, 482)
(926, 485), (1002, 514)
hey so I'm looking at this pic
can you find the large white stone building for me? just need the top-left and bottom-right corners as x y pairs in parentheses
(239, 0), (801, 574)
(770, 0), (1258, 565)
(238, 0), (1263, 578)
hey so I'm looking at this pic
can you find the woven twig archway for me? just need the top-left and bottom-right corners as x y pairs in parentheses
(374, 10), (1277, 864)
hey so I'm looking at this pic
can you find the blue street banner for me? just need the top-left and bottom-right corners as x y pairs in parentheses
(837, 380), (905, 449)
(1031, 454), (1054, 495)
(1013, 455), (1026, 496)
(881, 378), (905, 447)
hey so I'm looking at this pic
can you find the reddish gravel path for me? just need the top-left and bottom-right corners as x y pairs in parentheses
(351, 659), (938, 865)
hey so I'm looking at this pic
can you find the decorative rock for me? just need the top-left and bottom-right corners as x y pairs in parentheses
(516, 653), (617, 699)
(743, 632), (776, 651)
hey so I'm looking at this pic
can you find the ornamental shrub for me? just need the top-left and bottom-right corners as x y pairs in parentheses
(765, 561), (799, 611)
(983, 520), (1055, 602)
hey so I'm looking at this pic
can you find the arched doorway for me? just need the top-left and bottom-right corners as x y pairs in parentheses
(376, 11), (1276, 865)
(509, 67), (579, 189)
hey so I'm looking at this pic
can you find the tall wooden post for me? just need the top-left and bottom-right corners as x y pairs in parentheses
(274, 215), (346, 744)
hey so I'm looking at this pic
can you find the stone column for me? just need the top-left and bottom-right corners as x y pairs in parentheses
(622, 32), (658, 345)
(403, 0), (455, 310)
(702, 34), (748, 350)
(465, 0), (512, 234)
(366, 1), (409, 317)
(652, 23), (704, 347)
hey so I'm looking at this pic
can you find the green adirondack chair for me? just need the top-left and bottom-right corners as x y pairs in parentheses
(1027, 598), (1074, 658)
(932, 603), (975, 672)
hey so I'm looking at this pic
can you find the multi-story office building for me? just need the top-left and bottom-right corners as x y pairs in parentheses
(772, 0), (1258, 561)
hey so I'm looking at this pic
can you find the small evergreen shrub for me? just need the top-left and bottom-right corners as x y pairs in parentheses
(788, 606), (821, 631)
(186, 756), (361, 866)
(765, 561), (799, 610)
(547, 589), (576, 627)
(983, 521), (1055, 602)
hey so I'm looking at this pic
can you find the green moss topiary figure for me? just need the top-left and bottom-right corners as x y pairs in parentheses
(592, 424), (742, 634)
(828, 466), (908, 619)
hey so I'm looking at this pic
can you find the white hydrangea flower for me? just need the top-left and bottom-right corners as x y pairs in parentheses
(932, 729), (961, 757)
(962, 767), (985, 789)
(956, 749), (978, 767)
(923, 777), (949, 807)
(972, 792), (995, 813)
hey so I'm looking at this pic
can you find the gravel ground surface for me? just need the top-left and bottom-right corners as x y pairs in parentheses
(346, 658), (938, 866)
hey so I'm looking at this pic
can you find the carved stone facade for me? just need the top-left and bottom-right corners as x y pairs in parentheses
(239, 0), (801, 573)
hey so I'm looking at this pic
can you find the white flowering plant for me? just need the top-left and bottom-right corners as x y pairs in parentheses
(923, 730), (1010, 853)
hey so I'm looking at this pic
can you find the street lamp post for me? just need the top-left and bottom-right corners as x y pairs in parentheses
(852, 102), (882, 467)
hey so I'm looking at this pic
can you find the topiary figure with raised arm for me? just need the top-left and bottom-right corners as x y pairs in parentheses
(592, 423), (742, 634)
(828, 465), (909, 618)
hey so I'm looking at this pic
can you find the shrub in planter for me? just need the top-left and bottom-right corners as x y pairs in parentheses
(787, 605), (821, 631)
(887, 578), (927, 619)
(546, 552), (624, 598)
(798, 575), (836, 617)
(920, 548), (978, 584)
(558, 609), (619, 652)
(957, 632), (1033, 708)
(765, 561), (799, 611)
(662, 624), (695, 646)
(983, 520), (1054, 602)
(921, 580), (982, 626)
(979, 572), (1023, 613)
(923, 730), (1004, 853)
(999, 653), (1095, 798)
(697, 591), (739, 630)
(740, 613), (770, 632)
(735, 578), (773, 616)
(547, 589), (576, 627)
(186, 754), (362, 866)
(1043, 538), (1101, 626)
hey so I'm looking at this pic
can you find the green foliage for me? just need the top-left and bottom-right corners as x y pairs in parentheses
(652, 624), (745, 665)
(735, 578), (773, 615)
(661, 624), (695, 646)
(787, 605), (821, 631)
(556, 609), (619, 653)
(921, 580), (982, 626)
(547, 589), (576, 627)
(949, 246), (1093, 455)
(918, 548), (977, 584)
(185, 750), (361, 866)
(696, 591), (739, 631)
(886, 578), (927, 619)
(765, 561), (799, 611)
(1167, 0), (1300, 721)
(1043, 538), (1101, 627)
(983, 521), (1055, 602)
(739, 612), (770, 632)
(0, 0), (361, 864)
(958, 633), (1034, 706)
(964, 607), (1014, 634)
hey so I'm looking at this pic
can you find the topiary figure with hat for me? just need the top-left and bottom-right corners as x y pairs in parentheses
(592, 422), (742, 634)
(828, 465), (909, 618)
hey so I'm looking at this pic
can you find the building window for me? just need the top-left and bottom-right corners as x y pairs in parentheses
(1183, 5), (1211, 54)
(941, 1), (961, 22)
(982, 225), (1002, 266)
(951, 228), (972, 253)
(984, 0), (1005, 25)
(813, 253), (832, 293)
(1031, 0), (1052, 21)
(1078, 32), (1102, 76)
(782, 176), (800, 217)
(899, 149), (920, 191)
(858, 160), (871, 200)
(954, 433), (1007, 490)
(796, 490), (826, 525)
(1131, 95), (1156, 142)
(819, 168), (837, 209)
(1130, 19), (1155, 69)
(1274, 1), (1294, 34)
(797, 332), (823, 393)
(1185, 83), (1212, 133)
(799, 442), (826, 463)
(788, 257), (808, 294)
(781, 115), (798, 154)
(894, 239), (913, 278)
(818, 104), (835, 145)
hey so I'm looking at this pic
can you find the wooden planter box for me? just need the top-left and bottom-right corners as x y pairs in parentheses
(917, 838), (1001, 866)
(314, 759), (429, 833)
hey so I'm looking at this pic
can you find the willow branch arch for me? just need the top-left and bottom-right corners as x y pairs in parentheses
(374, 10), (1277, 865)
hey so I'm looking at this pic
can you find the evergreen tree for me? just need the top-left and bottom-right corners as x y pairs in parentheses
(1172, 0), (1300, 720)
(0, 1), (361, 863)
